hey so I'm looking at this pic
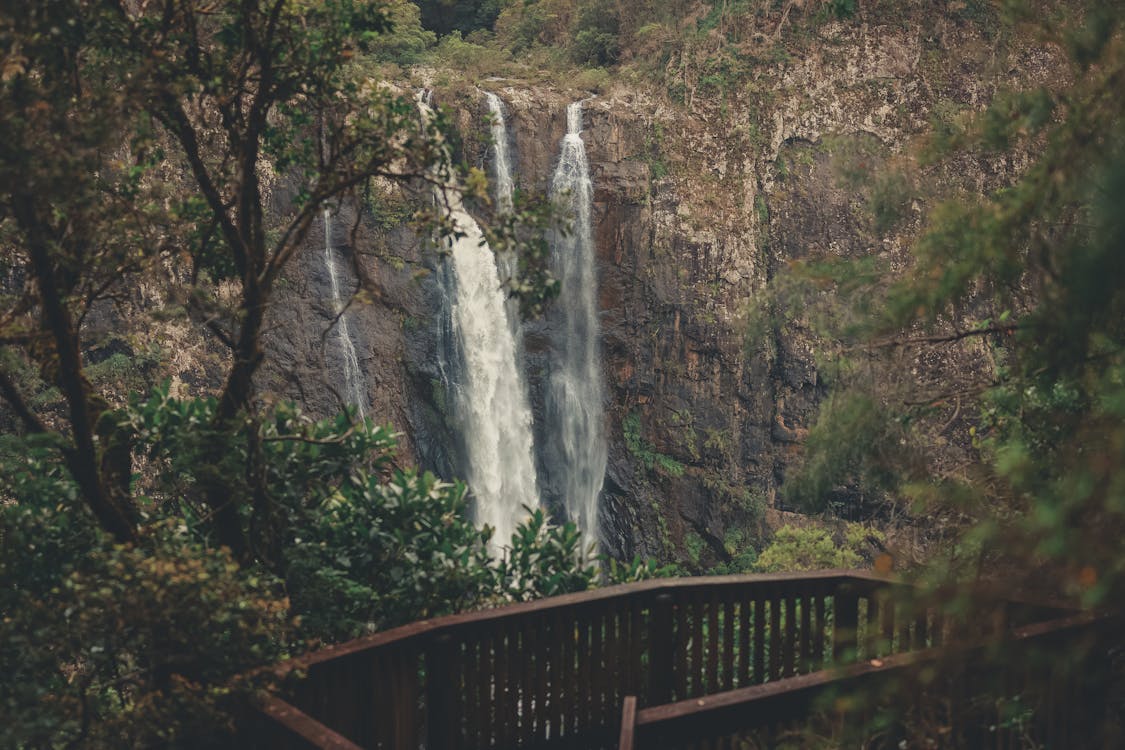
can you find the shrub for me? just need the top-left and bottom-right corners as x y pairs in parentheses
(754, 523), (883, 573)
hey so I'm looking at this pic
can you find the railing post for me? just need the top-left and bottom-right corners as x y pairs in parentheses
(618, 695), (638, 750)
(648, 593), (675, 705)
(833, 584), (859, 664)
(426, 633), (455, 750)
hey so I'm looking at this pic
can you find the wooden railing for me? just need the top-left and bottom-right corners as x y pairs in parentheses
(244, 571), (1075, 750)
(617, 611), (1114, 749)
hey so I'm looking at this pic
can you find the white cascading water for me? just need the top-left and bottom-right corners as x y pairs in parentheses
(419, 95), (540, 549)
(322, 208), (367, 419)
(484, 91), (522, 341)
(485, 92), (515, 214)
(547, 100), (607, 547)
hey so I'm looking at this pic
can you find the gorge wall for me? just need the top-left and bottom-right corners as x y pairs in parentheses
(259, 12), (1060, 568)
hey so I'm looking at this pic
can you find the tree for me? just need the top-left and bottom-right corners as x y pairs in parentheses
(0, 0), (448, 555)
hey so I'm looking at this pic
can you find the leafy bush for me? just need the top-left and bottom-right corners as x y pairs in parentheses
(0, 524), (290, 748)
(754, 524), (883, 573)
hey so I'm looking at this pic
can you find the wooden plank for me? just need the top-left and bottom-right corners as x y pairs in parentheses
(690, 593), (703, 696)
(520, 620), (535, 745)
(833, 591), (859, 665)
(648, 593), (675, 706)
(618, 695), (638, 750)
(553, 607), (571, 742)
(425, 635), (456, 750)
(485, 631), (497, 749)
(721, 593), (734, 692)
(602, 602), (619, 731)
(391, 646), (419, 750)
(675, 594), (688, 700)
(576, 611), (591, 733)
(738, 598), (751, 688)
(629, 599), (644, 703)
(799, 595), (812, 675)
(753, 596), (765, 684)
(819, 584), (828, 670)
(864, 597), (880, 660)
(533, 615), (548, 744)
(879, 594), (895, 658)
(784, 596), (796, 678)
(896, 601), (910, 655)
(706, 591), (720, 693)
(463, 639), (480, 749)
(526, 616), (540, 746)
(495, 620), (511, 749)
(590, 606), (605, 735)
(768, 597), (781, 681)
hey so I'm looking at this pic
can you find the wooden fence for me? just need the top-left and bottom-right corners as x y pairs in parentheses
(245, 571), (1084, 750)
(617, 611), (1114, 749)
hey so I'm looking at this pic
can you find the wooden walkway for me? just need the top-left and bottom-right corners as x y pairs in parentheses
(242, 570), (1110, 749)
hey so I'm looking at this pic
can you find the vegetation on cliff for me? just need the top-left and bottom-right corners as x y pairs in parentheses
(770, 0), (1125, 610)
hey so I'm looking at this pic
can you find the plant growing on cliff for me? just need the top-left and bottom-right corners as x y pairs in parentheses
(623, 411), (686, 477)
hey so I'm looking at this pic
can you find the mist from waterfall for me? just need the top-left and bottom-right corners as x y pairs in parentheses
(546, 100), (607, 547)
(419, 95), (540, 550)
(322, 208), (366, 419)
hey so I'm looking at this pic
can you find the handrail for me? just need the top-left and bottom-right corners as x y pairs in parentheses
(270, 569), (895, 675)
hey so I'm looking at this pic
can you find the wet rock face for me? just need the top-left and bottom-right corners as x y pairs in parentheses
(260, 178), (460, 476)
(260, 19), (1058, 565)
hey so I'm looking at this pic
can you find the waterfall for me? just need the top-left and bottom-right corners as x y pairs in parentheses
(485, 91), (522, 342)
(322, 208), (366, 420)
(547, 100), (607, 547)
(419, 95), (540, 550)
(485, 92), (515, 214)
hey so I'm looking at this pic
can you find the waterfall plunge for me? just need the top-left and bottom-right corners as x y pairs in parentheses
(322, 209), (366, 419)
(547, 101), (607, 547)
(421, 96), (540, 550)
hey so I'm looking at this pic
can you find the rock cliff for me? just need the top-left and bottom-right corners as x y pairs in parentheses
(260, 12), (1060, 567)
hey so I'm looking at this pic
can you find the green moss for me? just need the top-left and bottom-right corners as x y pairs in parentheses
(623, 411), (685, 477)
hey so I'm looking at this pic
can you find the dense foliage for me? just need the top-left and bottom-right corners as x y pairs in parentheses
(0, 0), (610, 745)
